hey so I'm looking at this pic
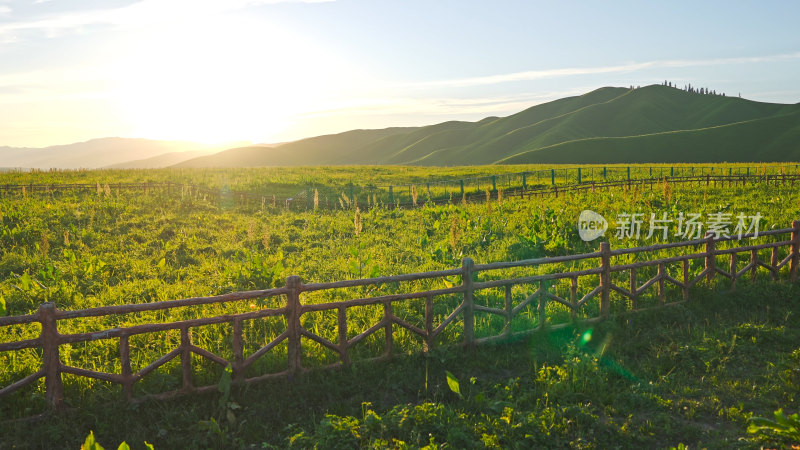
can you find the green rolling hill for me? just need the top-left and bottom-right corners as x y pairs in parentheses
(173, 84), (800, 167)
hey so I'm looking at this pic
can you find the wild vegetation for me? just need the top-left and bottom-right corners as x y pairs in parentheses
(1, 165), (799, 448)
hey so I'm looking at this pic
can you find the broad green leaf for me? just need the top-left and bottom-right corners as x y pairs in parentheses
(116, 442), (130, 450)
(18, 273), (32, 291)
(81, 431), (104, 450)
(445, 370), (462, 398)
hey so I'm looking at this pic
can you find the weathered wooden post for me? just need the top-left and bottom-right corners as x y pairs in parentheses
(522, 172), (527, 191)
(538, 281), (547, 331)
(120, 334), (133, 400)
(790, 220), (800, 282)
(459, 180), (465, 200)
(577, 168), (582, 184)
(232, 319), (244, 383)
(629, 267), (638, 310)
(599, 242), (611, 318)
(569, 276), (578, 320)
(180, 326), (193, 391)
(491, 175), (497, 192)
(504, 285), (514, 335)
(338, 307), (350, 365)
(39, 302), (64, 410)
(770, 247), (779, 281)
(705, 233), (716, 283)
(424, 294), (434, 352)
(551, 169), (555, 186)
(286, 275), (302, 377)
(461, 258), (475, 348)
(383, 300), (393, 358)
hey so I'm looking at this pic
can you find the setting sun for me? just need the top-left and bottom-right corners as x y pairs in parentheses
(112, 14), (361, 145)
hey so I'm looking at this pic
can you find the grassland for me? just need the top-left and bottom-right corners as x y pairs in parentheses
(1, 165), (799, 448)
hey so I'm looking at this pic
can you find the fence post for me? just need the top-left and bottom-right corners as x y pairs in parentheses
(461, 258), (475, 347)
(337, 307), (350, 365)
(705, 233), (716, 283)
(551, 169), (555, 186)
(670, 166), (674, 177)
(460, 180), (465, 200)
(286, 275), (303, 377)
(388, 186), (394, 206)
(120, 335), (133, 400)
(577, 168), (582, 184)
(383, 300), (393, 358)
(603, 166), (607, 180)
(627, 166), (631, 181)
(232, 319), (244, 383)
(599, 242), (611, 318)
(491, 175), (497, 192)
(522, 173), (527, 190)
(39, 302), (64, 410)
(180, 326), (193, 391)
(791, 220), (800, 282)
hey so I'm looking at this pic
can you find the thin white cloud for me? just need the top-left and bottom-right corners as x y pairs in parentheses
(0, 5), (11, 16)
(0, 0), (333, 38)
(296, 88), (591, 119)
(407, 52), (800, 89)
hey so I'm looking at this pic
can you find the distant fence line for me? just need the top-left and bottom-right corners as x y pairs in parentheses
(2, 171), (799, 210)
(1, 220), (798, 415)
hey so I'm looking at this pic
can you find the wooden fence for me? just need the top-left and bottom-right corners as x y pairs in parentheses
(2, 173), (800, 210)
(1, 220), (798, 415)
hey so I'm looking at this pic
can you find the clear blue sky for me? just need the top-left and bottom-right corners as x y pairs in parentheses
(1, 0), (799, 147)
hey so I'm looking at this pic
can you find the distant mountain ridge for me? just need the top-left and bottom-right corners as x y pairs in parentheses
(0, 138), (229, 169)
(174, 84), (800, 167)
(4, 85), (800, 169)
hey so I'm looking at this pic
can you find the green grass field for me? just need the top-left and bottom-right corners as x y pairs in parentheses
(1, 165), (799, 448)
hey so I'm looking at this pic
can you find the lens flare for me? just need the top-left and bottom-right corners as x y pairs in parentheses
(580, 329), (593, 346)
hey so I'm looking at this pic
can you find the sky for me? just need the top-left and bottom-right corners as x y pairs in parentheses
(1, 0), (799, 148)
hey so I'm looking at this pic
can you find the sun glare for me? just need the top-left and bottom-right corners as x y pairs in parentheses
(112, 15), (356, 145)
